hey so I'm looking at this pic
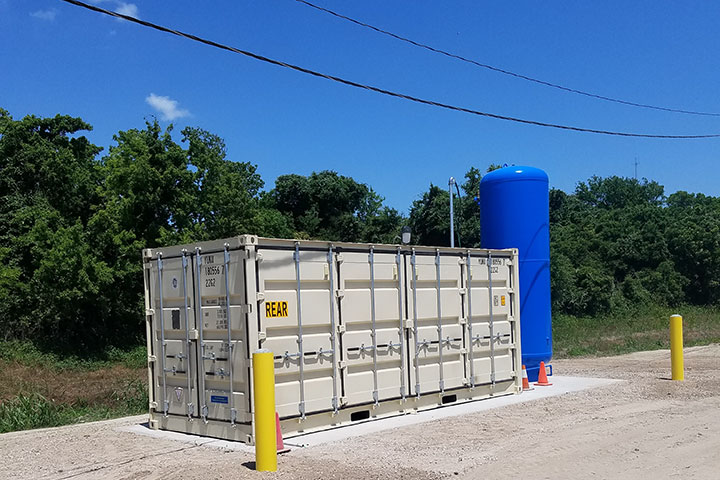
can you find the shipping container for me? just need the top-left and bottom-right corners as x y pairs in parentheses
(143, 235), (522, 444)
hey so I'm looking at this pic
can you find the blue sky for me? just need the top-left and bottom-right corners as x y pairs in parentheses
(2, 1), (720, 211)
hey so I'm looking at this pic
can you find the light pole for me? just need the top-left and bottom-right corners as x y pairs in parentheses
(449, 177), (455, 247)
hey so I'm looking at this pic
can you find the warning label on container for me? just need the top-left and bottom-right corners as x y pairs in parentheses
(501, 295), (506, 306)
(265, 301), (289, 318)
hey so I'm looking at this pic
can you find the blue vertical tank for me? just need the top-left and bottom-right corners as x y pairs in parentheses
(480, 166), (552, 382)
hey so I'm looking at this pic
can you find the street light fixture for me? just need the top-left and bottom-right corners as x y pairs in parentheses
(401, 226), (411, 244)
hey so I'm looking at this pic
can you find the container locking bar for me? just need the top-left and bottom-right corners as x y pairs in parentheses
(435, 250), (444, 393)
(157, 253), (169, 417)
(327, 246), (339, 414)
(470, 333), (505, 344)
(293, 243), (306, 419)
(181, 250), (194, 420)
(369, 247), (379, 406)
(418, 337), (462, 349)
(466, 251), (475, 387)
(194, 248), (209, 423)
(396, 249), (406, 402)
(487, 253), (496, 386)
(223, 244), (237, 425)
(411, 249), (421, 398)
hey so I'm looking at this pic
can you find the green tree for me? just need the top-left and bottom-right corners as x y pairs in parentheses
(408, 167), (482, 247)
(549, 175), (692, 315)
(267, 170), (402, 242)
(0, 110), (111, 348)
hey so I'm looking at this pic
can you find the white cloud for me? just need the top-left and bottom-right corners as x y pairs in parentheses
(114, 2), (139, 19)
(145, 94), (191, 121)
(30, 9), (57, 21)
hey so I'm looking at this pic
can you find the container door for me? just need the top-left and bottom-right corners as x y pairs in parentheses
(257, 246), (338, 419)
(407, 251), (465, 396)
(465, 254), (515, 385)
(339, 249), (407, 407)
(193, 247), (250, 425)
(148, 253), (197, 419)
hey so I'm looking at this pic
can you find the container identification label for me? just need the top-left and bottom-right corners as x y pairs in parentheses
(265, 301), (289, 318)
(210, 395), (229, 404)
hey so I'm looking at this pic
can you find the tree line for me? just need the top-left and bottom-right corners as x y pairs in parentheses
(1, 109), (718, 351)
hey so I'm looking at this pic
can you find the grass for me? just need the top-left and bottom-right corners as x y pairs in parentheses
(0, 342), (148, 434)
(553, 304), (720, 358)
(0, 380), (148, 434)
(0, 341), (147, 371)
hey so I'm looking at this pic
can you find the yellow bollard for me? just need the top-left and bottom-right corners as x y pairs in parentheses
(252, 349), (277, 471)
(670, 314), (684, 381)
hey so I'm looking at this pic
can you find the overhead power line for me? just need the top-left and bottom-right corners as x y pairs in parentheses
(59, 0), (720, 139)
(295, 0), (720, 118)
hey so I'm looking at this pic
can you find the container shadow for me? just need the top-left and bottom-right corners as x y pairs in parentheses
(241, 461), (256, 471)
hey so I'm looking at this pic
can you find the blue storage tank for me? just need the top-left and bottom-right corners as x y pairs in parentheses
(480, 166), (552, 382)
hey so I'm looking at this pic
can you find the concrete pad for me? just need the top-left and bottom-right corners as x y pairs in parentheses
(117, 375), (620, 451)
(285, 375), (621, 447)
(117, 423), (257, 453)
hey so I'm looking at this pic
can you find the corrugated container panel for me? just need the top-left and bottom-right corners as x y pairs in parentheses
(340, 249), (408, 406)
(143, 236), (522, 444)
(258, 247), (337, 418)
(465, 253), (516, 386)
(407, 250), (465, 396)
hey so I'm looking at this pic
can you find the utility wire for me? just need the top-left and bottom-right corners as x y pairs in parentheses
(296, 0), (720, 118)
(59, 0), (720, 139)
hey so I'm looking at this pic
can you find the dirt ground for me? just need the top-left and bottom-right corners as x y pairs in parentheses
(0, 360), (145, 405)
(1, 344), (718, 480)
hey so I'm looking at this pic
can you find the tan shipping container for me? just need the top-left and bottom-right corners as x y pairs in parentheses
(143, 235), (522, 444)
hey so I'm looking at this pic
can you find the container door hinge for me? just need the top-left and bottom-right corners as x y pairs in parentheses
(335, 289), (345, 299)
(256, 292), (265, 302)
(148, 355), (157, 363)
(337, 324), (346, 334)
(258, 331), (267, 342)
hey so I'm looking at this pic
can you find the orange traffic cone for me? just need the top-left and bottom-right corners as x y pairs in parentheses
(276, 412), (290, 453)
(534, 361), (552, 386)
(521, 365), (534, 391)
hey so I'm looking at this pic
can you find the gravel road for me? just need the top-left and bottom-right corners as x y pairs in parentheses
(2, 344), (718, 480)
